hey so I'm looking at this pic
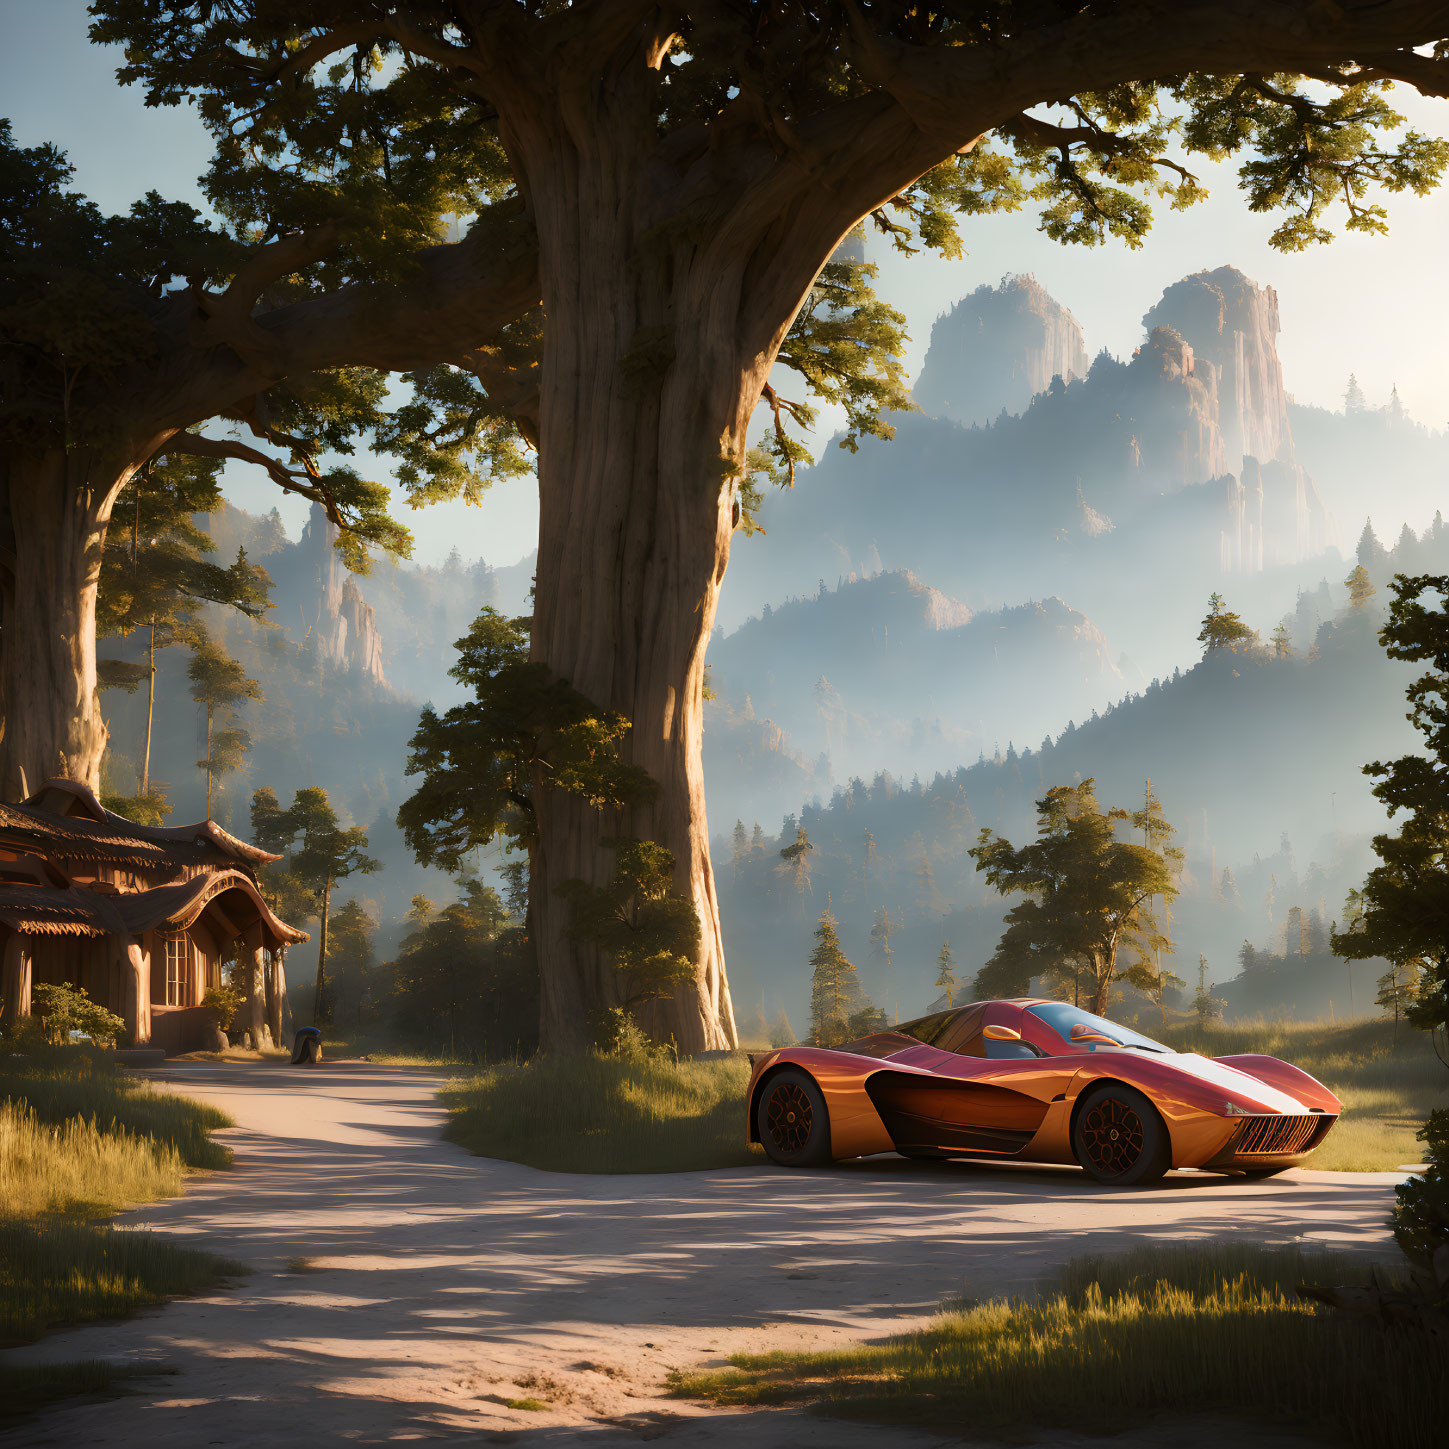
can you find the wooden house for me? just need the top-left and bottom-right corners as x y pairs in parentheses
(0, 780), (308, 1054)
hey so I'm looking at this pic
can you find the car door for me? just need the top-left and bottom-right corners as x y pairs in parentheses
(866, 1003), (1073, 1157)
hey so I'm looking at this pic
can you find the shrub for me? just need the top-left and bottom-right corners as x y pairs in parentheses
(199, 982), (243, 1031)
(28, 984), (125, 1048)
(1394, 1109), (1449, 1293)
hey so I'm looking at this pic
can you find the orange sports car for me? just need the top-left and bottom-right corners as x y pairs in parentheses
(747, 998), (1341, 1186)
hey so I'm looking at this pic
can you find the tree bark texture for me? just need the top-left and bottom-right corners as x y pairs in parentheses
(515, 90), (849, 1054)
(313, 879), (331, 1026)
(2, 933), (31, 1029)
(123, 937), (150, 1047)
(0, 448), (133, 798)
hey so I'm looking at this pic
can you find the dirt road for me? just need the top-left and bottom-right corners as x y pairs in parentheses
(4, 1061), (1407, 1447)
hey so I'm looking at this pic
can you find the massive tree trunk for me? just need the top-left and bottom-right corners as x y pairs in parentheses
(0, 449), (134, 798)
(528, 257), (751, 1053)
(519, 94), (827, 1055)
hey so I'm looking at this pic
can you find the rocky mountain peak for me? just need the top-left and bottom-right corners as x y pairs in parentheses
(914, 274), (1088, 427)
(1143, 266), (1295, 469)
(300, 504), (388, 686)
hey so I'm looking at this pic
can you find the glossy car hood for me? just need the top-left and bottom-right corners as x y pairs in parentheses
(1157, 1051), (1308, 1114)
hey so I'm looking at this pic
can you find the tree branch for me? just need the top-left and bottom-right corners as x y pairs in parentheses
(189, 226), (343, 378)
(163, 433), (344, 529)
(141, 203), (542, 437)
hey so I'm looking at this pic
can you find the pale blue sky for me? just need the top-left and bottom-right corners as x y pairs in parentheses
(4, 1), (1447, 567)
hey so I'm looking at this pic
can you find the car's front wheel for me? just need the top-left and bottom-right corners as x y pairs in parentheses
(756, 1068), (833, 1167)
(1071, 1083), (1170, 1187)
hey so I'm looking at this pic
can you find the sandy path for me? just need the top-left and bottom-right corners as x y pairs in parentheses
(3, 1060), (1407, 1447)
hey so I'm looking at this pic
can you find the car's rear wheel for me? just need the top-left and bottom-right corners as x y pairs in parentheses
(1072, 1084), (1170, 1187)
(757, 1069), (832, 1167)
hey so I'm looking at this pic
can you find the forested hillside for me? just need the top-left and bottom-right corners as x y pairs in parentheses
(714, 574), (1420, 1035)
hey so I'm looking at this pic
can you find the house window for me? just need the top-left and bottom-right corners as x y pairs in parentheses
(164, 937), (192, 1007)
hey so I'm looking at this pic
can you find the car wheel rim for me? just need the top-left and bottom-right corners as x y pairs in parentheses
(766, 1082), (813, 1154)
(1081, 1097), (1144, 1176)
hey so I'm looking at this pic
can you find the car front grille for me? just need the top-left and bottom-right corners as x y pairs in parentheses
(1232, 1114), (1321, 1156)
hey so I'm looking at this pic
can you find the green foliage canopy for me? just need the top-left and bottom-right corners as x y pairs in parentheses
(85, 3), (1449, 543)
(397, 607), (656, 872)
(971, 780), (1183, 1015)
(1334, 574), (1449, 1047)
(556, 840), (701, 1009)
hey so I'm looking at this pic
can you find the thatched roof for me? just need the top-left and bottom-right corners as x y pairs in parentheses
(0, 780), (282, 876)
(0, 869), (309, 947)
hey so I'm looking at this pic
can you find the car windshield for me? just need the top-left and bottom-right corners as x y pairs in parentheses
(1027, 1002), (1170, 1054)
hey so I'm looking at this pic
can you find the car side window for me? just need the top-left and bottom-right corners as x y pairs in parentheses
(985, 1039), (1043, 1059)
(939, 1007), (989, 1055)
(896, 1009), (966, 1048)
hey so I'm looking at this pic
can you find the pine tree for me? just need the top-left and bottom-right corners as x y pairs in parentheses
(1356, 519), (1386, 572)
(1344, 373), (1368, 413)
(750, 822), (765, 856)
(1375, 960), (1423, 1043)
(731, 819), (748, 881)
(972, 779), (1180, 1014)
(1270, 620), (1295, 660)
(187, 642), (262, 817)
(263, 787), (380, 1026)
(809, 905), (862, 1048)
(1193, 954), (1224, 1027)
(934, 942), (957, 1006)
(778, 827), (815, 898)
(910, 833), (941, 915)
(1197, 593), (1257, 653)
(98, 451), (272, 818)
(869, 906), (898, 973)
(1345, 564), (1377, 609)
(1285, 905), (1307, 957)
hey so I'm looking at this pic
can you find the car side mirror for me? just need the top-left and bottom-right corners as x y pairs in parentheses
(983, 1024), (1023, 1041)
(1069, 1023), (1116, 1043)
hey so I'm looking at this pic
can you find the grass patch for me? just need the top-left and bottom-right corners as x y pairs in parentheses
(1, 1047), (232, 1173)
(441, 1051), (759, 1173)
(503, 1397), (549, 1411)
(0, 1046), (241, 1362)
(0, 1360), (174, 1419)
(441, 1018), (1444, 1175)
(1, 1100), (189, 1220)
(1158, 1017), (1447, 1171)
(0, 1218), (241, 1345)
(670, 1243), (1447, 1449)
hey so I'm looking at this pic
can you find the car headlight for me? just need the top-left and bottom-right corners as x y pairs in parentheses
(1222, 1102), (1254, 1115)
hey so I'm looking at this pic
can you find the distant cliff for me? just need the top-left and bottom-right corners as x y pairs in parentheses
(722, 265), (1337, 657)
(1144, 266), (1294, 469)
(708, 571), (1125, 788)
(300, 506), (387, 685)
(914, 274), (1088, 426)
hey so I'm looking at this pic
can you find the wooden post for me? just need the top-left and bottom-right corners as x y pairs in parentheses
(2, 933), (32, 1030)
(268, 947), (293, 1044)
(123, 935), (151, 1046)
(249, 936), (269, 1049)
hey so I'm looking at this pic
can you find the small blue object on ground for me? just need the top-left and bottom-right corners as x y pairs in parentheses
(292, 1027), (322, 1065)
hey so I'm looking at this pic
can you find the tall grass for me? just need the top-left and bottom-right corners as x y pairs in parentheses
(0, 1102), (186, 1219)
(671, 1243), (1447, 1449)
(442, 1051), (760, 1173)
(0, 1046), (241, 1358)
(0, 1047), (232, 1172)
(1159, 1016), (1447, 1170)
(0, 1219), (241, 1345)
